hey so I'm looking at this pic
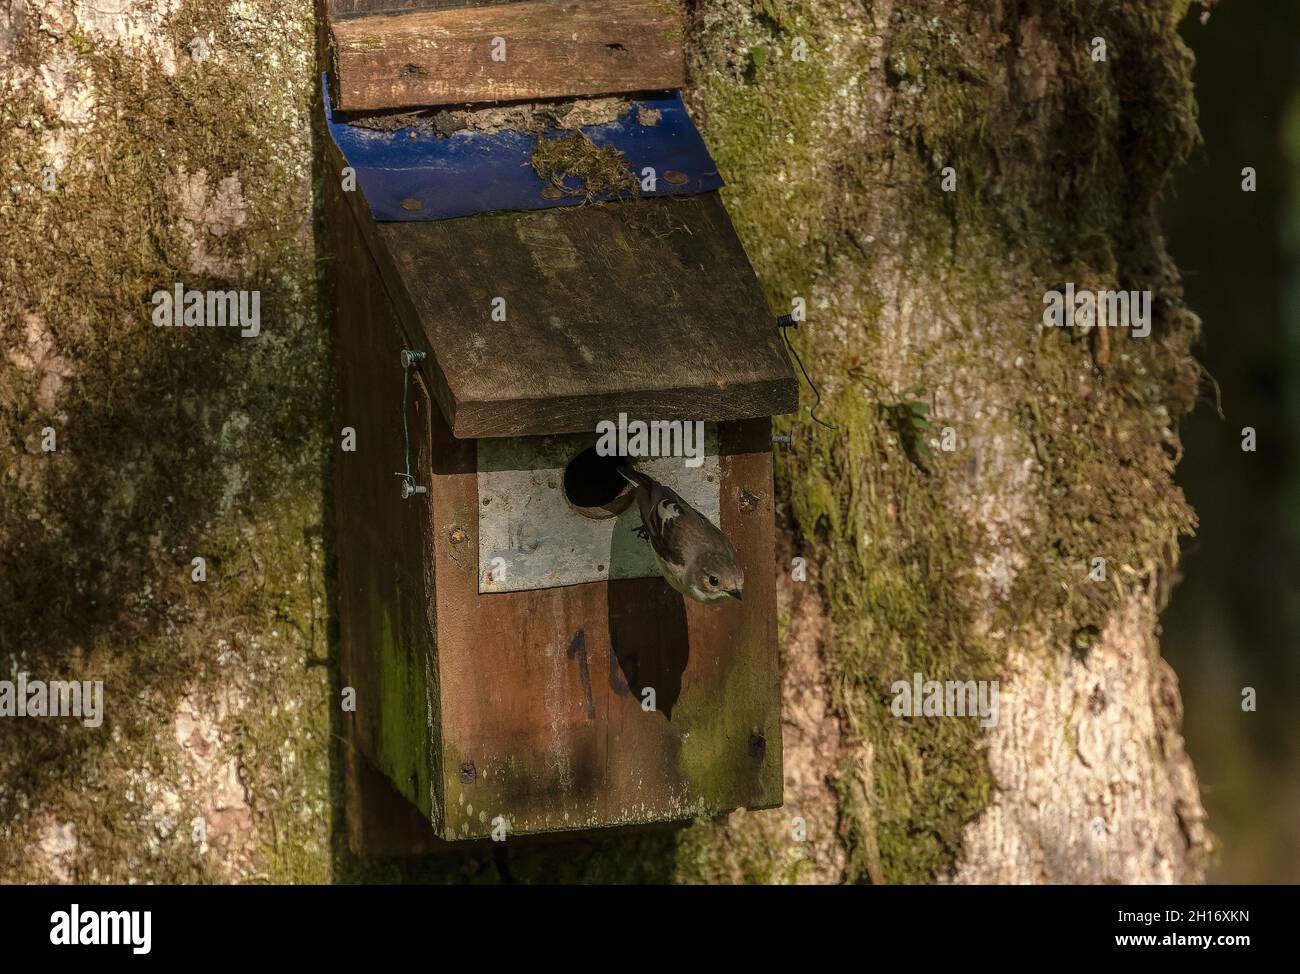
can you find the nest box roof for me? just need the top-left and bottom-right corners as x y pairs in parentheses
(373, 193), (799, 439)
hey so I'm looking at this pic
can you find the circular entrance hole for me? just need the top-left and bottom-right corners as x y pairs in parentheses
(563, 446), (634, 519)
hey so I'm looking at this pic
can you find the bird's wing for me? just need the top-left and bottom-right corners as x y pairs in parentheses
(636, 479), (695, 572)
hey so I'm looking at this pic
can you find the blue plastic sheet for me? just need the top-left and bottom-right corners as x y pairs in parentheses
(322, 74), (724, 222)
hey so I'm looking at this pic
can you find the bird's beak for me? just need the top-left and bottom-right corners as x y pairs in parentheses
(728, 589), (743, 602)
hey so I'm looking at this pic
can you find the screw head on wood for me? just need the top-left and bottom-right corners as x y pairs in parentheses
(400, 481), (427, 499)
(739, 490), (760, 512)
(459, 761), (476, 784)
(449, 527), (469, 545)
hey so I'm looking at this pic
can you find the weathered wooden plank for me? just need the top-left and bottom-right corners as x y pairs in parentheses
(428, 413), (781, 840)
(326, 126), (782, 850)
(376, 194), (799, 439)
(329, 0), (685, 111)
(326, 160), (445, 835)
(329, 0), (529, 21)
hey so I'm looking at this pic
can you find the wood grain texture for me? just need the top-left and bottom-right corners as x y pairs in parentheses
(428, 413), (782, 840)
(328, 136), (782, 847)
(377, 194), (799, 439)
(326, 159), (445, 848)
(328, 1), (529, 22)
(329, 0), (685, 111)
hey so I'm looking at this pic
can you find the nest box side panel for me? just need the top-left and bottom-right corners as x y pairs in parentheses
(428, 415), (782, 840)
(327, 172), (444, 835)
(672, 419), (782, 811)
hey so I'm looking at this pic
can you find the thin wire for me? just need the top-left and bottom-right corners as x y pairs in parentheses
(779, 321), (837, 432)
(395, 356), (416, 489)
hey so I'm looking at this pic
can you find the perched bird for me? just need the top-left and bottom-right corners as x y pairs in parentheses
(619, 465), (744, 604)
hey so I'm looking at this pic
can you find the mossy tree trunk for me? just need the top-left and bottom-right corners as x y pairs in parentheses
(0, 0), (1210, 884)
(0, 0), (331, 883)
(683, 0), (1212, 882)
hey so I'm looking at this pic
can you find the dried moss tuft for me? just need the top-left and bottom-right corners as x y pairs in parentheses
(530, 131), (639, 201)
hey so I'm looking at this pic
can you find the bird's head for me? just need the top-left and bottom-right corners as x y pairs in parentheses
(691, 547), (744, 604)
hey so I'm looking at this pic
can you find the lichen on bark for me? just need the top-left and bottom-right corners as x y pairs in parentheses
(681, 0), (1212, 882)
(0, 0), (330, 883)
(0, 0), (1213, 885)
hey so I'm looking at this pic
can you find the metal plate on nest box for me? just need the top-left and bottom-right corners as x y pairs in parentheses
(476, 427), (720, 593)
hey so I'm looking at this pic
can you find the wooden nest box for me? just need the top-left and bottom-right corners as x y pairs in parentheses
(323, 0), (798, 850)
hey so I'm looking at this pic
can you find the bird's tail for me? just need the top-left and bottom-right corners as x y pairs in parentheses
(617, 463), (655, 490)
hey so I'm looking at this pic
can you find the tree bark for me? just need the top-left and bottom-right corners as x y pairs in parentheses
(684, 0), (1213, 882)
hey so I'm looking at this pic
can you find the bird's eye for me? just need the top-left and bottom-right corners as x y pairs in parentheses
(708, 575), (719, 587)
